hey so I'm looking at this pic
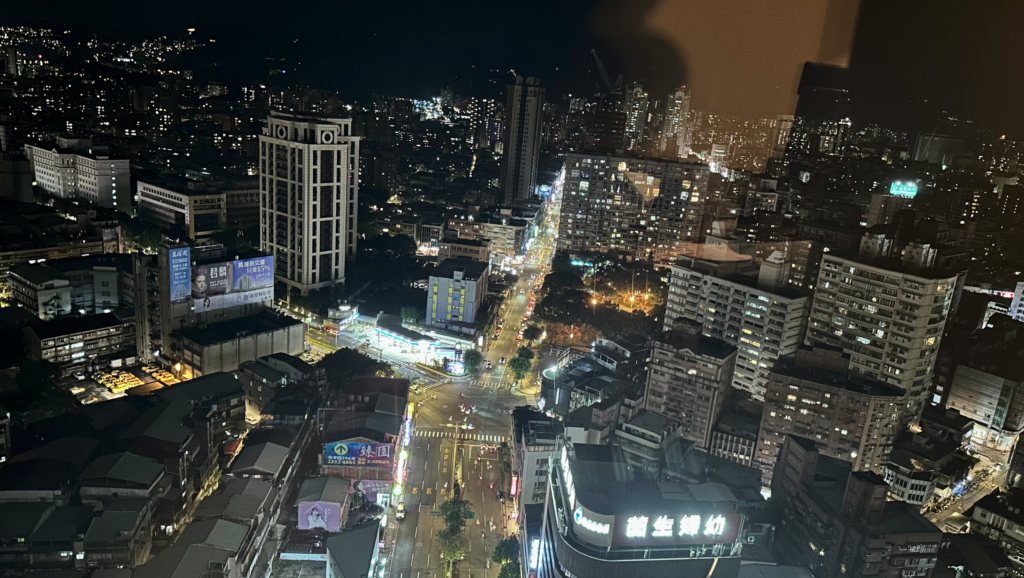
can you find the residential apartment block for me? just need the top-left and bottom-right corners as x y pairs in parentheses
(427, 258), (489, 335)
(25, 137), (131, 213)
(664, 258), (811, 400)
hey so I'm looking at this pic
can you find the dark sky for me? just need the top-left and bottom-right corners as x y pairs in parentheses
(4, 0), (1024, 136)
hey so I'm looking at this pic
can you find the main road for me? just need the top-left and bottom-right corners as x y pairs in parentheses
(389, 206), (558, 578)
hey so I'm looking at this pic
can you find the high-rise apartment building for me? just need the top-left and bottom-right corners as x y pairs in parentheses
(664, 259), (811, 400)
(557, 152), (709, 263)
(755, 346), (905, 485)
(622, 82), (649, 151)
(25, 137), (131, 213)
(466, 97), (501, 150)
(259, 112), (360, 295)
(500, 77), (544, 205)
(658, 86), (691, 157)
(644, 321), (737, 451)
(806, 254), (960, 423)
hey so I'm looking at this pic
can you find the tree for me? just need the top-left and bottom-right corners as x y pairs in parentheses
(17, 359), (59, 394)
(400, 306), (419, 324)
(437, 526), (466, 566)
(439, 497), (473, 534)
(462, 349), (484, 375)
(492, 535), (520, 565)
(508, 355), (532, 385)
(497, 560), (521, 578)
(318, 348), (392, 393)
(522, 324), (542, 346)
(515, 347), (534, 362)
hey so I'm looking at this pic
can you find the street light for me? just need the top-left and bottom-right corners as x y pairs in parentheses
(591, 297), (597, 316)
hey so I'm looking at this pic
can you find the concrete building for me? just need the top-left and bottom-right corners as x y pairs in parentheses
(971, 487), (1024, 566)
(557, 152), (710, 263)
(612, 410), (679, 475)
(658, 85), (691, 156)
(139, 177), (261, 240)
(426, 258), (489, 336)
(709, 399), (762, 468)
(325, 524), (381, 578)
(259, 111), (360, 295)
(133, 244), (276, 369)
(447, 213), (528, 263)
(771, 436), (942, 578)
(171, 311), (305, 379)
(437, 236), (491, 263)
(865, 191), (914, 227)
(644, 321), (737, 451)
(536, 440), (747, 578)
(511, 407), (589, 506)
(9, 254), (134, 319)
(501, 76), (545, 205)
(755, 346), (905, 485)
(664, 258), (811, 400)
(25, 137), (131, 213)
(24, 311), (135, 377)
(81, 500), (153, 569)
(946, 351), (1024, 451)
(806, 254), (961, 424)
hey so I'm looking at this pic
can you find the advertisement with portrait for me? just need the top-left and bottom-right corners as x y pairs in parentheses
(169, 247), (191, 303)
(324, 442), (395, 467)
(190, 256), (275, 313)
(298, 500), (342, 532)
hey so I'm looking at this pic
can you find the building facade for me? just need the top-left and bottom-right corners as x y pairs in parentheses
(664, 260), (811, 400)
(25, 137), (131, 213)
(755, 346), (905, 485)
(501, 77), (544, 205)
(259, 111), (360, 295)
(426, 258), (489, 335)
(806, 255), (960, 424)
(644, 323), (737, 451)
(557, 152), (710, 263)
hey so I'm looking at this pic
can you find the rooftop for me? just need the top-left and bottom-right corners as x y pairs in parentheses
(325, 523), (380, 578)
(174, 312), (302, 347)
(431, 257), (489, 281)
(9, 263), (66, 286)
(231, 441), (290, 477)
(624, 409), (674, 435)
(79, 452), (165, 487)
(298, 476), (351, 505)
(28, 312), (123, 339)
(771, 355), (906, 398)
(653, 330), (738, 360)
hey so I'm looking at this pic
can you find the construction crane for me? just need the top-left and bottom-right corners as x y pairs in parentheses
(590, 48), (622, 97)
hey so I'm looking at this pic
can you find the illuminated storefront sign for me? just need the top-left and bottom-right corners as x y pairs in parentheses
(510, 473), (520, 497)
(560, 446), (576, 508)
(573, 507), (610, 534)
(529, 538), (540, 570)
(611, 512), (741, 547)
(890, 181), (918, 197)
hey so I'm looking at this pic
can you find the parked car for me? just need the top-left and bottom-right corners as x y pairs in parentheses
(396, 501), (406, 520)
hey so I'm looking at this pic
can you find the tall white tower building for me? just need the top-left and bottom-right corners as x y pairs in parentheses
(501, 76), (545, 205)
(259, 112), (360, 295)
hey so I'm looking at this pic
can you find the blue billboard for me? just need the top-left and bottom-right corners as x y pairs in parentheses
(324, 441), (395, 467)
(169, 247), (191, 303)
(192, 255), (275, 313)
(233, 257), (274, 291)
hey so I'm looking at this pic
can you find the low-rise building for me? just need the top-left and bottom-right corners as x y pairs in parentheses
(138, 177), (260, 240)
(325, 524), (381, 578)
(710, 398), (762, 468)
(80, 500), (153, 569)
(171, 311), (305, 379)
(771, 435), (942, 578)
(946, 348), (1024, 451)
(77, 452), (166, 505)
(612, 410), (678, 475)
(8, 264), (72, 319)
(10, 254), (135, 319)
(972, 487), (1024, 565)
(437, 236), (491, 263)
(24, 311), (136, 376)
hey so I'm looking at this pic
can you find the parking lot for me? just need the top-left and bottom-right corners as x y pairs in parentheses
(65, 364), (179, 405)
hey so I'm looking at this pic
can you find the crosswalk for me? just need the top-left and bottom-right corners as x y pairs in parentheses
(414, 429), (509, 442)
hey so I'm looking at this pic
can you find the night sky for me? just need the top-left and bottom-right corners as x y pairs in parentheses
(5, 0), (1024, 136)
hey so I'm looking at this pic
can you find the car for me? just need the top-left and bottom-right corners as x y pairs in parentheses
(70, 386), (86, 395)
(396, 501), (406, 520)
(486, 360), (493, 369)
(492, 333), (499, 340)
(73, 371), (85, 381)
(496, 491), (505, 503)
(499, 357), (507, 364)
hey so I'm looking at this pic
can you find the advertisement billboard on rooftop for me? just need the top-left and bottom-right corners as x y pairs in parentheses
(324, 441), (395, 467)
(169, 247), (191, 303)
(191, 256), (275, 313)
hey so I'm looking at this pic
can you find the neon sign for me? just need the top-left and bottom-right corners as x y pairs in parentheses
(560, 446), (576, 508)
(890, 181), (918, 197)
(529, 538), (540, 570)
(573, 507), (610, 534)
(623, 514), (728, 539)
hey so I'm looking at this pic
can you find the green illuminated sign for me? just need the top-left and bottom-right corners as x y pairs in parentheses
(890, 181), (918, 197)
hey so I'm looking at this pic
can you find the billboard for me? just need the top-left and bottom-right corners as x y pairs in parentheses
(324, 442), (395, 467)
(169, 247), (191, 303)
(298, 500), (342, 532)
(890, 181), (918, 197)
(353, 480), (393, 503)
(191, 256), (275, 313)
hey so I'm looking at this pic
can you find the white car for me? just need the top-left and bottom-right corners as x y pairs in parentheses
(73, 372), (85, 381)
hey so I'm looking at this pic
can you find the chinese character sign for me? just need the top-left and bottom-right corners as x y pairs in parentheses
(192, 261), (232, 299)
(233, 257), (274, 291)
(611, 512), (741, 547)
(324, 442), (395, 467)
(190, 256), (276, 313)
(169, 247), (191, 303)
